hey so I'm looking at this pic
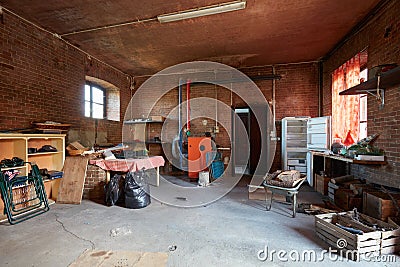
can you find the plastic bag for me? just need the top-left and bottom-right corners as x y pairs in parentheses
(124, 171), (150, 209)
(105, 174), (122, 206)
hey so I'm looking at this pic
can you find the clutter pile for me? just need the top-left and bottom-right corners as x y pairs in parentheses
(265, 170), (303, 188)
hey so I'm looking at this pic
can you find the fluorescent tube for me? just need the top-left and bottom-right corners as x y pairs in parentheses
(157, 1), (246, 23)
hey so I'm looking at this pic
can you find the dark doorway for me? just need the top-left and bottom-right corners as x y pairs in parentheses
(232, 104), (271, 176)
(233, 108), (251, 175)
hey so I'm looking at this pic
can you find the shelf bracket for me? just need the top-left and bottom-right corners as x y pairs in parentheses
(365, 75), (385, 109)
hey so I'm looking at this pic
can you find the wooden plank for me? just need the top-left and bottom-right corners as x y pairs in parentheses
(381, 245), (400, 254)
(316, 222), (358, 249)
(315, 231), (377, 261)
(382, 237), (400, 246)
(328, 182), (339, 190)
(57, 156), (88, 204)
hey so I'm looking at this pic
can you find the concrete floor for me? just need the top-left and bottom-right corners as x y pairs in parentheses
(1, 177), (399, 267)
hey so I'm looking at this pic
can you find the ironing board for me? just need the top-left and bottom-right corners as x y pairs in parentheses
(262, 177), (306, 218)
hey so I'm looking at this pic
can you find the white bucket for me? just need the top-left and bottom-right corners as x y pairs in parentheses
(198, 171), (210, 187)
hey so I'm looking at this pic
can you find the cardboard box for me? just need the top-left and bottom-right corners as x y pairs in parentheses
(315, 174), (330, 195)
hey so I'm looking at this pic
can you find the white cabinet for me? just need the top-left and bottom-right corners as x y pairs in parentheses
(282, 116), (332, 180)
(281, 117), (308, 175)
(307, 116), (331, 151)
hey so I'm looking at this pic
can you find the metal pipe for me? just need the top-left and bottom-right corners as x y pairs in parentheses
(186, 80), (191, 131)
(318, 61), (323, 116)
(272, 66), (276, 124)
(178, 79), (183, 170)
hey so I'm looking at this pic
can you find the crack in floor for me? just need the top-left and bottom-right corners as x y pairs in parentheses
(54, 214), (96, 250)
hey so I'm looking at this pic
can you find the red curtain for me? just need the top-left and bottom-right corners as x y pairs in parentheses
(332, 55), (360, 144)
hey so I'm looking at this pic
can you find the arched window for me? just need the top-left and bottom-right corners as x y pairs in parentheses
(84, 76), (121, 121)
(85, 82), (105, 119)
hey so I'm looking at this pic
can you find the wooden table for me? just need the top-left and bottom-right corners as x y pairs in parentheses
(89, 156), (165, 186)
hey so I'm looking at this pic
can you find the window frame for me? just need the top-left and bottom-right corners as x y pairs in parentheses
(85, 82), (106, 119)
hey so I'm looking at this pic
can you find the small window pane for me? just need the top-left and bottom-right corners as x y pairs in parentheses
(85, 85), (91, 101)
(360, 96), (367, 122)
(360, 122), (367, 139)
(85, 101), (91, 117)
(92, 87), (104, 104)
(92, 103), (104, 119)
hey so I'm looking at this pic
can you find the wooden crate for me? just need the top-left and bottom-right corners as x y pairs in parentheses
(315, 174), (330, 195)
(357, 213), (400, 255)
(328, 182), (338, 201)
(335, 188), (362, 211)
(315, 212), (381, 260)
(363, 191), (400, 222)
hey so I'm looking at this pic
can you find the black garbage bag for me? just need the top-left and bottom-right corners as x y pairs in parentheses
(124, 171), (151, 209)
(105, 174), (122, 206)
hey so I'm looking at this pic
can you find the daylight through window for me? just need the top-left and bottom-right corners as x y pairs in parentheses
(85, 83), (105, 119)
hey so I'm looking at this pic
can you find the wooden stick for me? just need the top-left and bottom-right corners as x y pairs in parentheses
(330, 175), (354, 184)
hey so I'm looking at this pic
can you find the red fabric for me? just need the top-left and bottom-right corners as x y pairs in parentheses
(343, 130), (355, 147)
(89, 156), (165, 172)
(332, 54), (361, 144)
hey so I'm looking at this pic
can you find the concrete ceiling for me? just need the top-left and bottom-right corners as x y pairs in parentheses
(1, 0), (381, 76)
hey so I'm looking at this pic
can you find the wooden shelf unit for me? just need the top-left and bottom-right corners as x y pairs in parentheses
(0, 133), (65, 220)
(0, 134), (65, 173)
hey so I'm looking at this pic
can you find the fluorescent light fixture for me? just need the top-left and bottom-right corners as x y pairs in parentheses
(157, 1), (246, 23)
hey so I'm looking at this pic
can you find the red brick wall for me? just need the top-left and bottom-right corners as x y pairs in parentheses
(0, 10), (131, 145)
(133, 63), (319, 173)
(83, 164), (107, 202)
(322, 0), (400, 188)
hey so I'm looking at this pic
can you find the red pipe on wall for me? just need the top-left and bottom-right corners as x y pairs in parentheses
(187, 79), (191, 131)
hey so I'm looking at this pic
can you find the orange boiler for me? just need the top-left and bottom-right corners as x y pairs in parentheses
(188, 137), (212, 179)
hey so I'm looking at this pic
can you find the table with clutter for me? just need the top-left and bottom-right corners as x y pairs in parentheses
(89, 156), (165, 186)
